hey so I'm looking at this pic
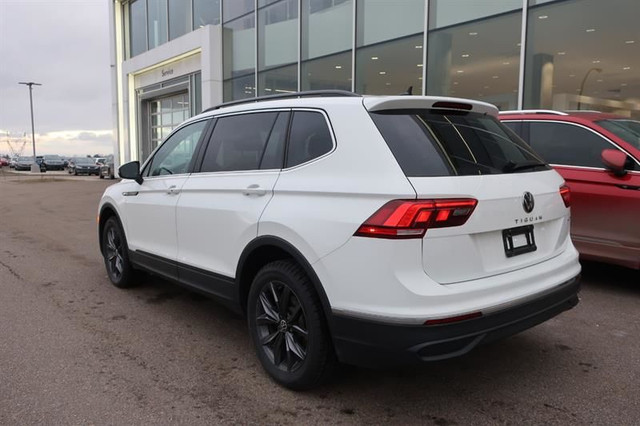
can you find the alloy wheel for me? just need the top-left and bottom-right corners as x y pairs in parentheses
(255, 281), (308, 372)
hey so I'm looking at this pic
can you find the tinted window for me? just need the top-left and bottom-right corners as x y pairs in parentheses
(286, 111), (333, 168)
(595, 119), (640, 150)
(528, 122), (613, 168)
(200, 112), (280, 172)
(260, 112), (289, 169)
(147, 120), (208, 176)
(370, 110), (546, 177)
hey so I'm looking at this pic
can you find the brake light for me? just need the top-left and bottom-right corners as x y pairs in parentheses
(559, 185), (571, 208)
(354, 198), (477, 239)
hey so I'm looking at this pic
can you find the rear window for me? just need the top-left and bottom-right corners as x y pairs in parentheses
(370, 109), (548, 177)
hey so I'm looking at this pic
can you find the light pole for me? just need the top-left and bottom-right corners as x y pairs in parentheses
(18, 81), (42, 172)
(577, 68), (601, 110)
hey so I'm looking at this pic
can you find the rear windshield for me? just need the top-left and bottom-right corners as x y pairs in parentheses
(370, 109), (549, 177)
(595, 119), (640, 150)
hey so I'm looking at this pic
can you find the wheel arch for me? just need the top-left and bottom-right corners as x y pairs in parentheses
(236, 236), (333, 327)
(98, 203), (124, 256)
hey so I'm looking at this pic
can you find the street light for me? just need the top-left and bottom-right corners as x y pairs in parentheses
(577, 68), (601, 110)
(18, 81), (42, 173)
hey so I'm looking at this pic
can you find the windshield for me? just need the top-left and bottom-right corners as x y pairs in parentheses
(44, 155), (61, 160)
(596, 119), (640, 150)
(18, 156), (31, 161)
(370, 109), (548, 177)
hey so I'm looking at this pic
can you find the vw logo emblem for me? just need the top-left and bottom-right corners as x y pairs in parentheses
(523, 192), (535, 213)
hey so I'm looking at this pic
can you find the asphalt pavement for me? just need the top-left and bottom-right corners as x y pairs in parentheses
(0, 171), (638, 425)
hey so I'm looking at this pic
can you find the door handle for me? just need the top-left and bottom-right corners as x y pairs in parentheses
(166, 185), (180, 195)
(243, 184), (267, 196)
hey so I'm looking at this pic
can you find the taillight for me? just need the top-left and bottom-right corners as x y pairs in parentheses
(559, 185), (571, 208)
(424, 311), (483, 326)
(354, 198), (477, 239)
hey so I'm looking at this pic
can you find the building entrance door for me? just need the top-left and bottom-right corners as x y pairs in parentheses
(142, 92), (190, 161)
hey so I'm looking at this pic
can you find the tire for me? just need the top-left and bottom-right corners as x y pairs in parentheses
(101, 216), (136, 288)
(99, 174), (104, 179)
(247, 260), (335, 390)
(74, 170), (78, 176)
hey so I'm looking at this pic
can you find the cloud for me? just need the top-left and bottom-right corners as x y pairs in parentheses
(1, 129), (114, 157)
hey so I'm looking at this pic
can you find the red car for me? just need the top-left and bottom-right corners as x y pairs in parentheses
(0, 158), (8, 167)
(499, 110), (640, 269)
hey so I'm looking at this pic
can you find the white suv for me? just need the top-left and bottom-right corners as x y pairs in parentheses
(98, 91), (581, 389)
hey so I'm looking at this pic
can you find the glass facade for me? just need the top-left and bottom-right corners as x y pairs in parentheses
(169, 0), (191, 40)
(524, 0), (640, 117)
(147, 0), (168, 49)
(122, 0), (640, 118)
(257, 0), (298, 95)
(427, 0), (522, 109)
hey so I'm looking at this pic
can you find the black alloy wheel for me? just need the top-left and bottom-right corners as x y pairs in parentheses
(248, 260), (335, 390)
(256, 280), (308, 373)
(102, 217), (135, 288)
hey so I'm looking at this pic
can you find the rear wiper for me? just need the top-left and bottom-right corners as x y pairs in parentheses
(503, 160), (548, 173)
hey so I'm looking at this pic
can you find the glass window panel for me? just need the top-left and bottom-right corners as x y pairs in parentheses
(258, 0), (298, 71)
(223, 0), (254, 22)
(223, 15), (256, 80)
(201, 113), (280, 172)
(427, 1), (521, 110)
(260, 112), (289, 169)
(193, 73), (202, 114)
(258, 65), (297, 96)
(224, 74), (256, 101)
(130, 0), (147, 57)
(148, 0), (168, 49)
(149, 120), (208, 176)
(528, 122), (613, 168)
(356, 0), (424, 47)
(194, 0), (221, 28)
(356, 34), (423, 95)
(429, 0), (521, 29)
(169, 0), (191, 40)
(524, 0), (640, 118)
(301, 0), (352, 61)
(286, 111), (333, 168)
(301, 51), (351, 91)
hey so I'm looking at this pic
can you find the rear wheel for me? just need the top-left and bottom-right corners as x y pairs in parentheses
(101, 217), (136, 288)
(248, 260), (335, 390)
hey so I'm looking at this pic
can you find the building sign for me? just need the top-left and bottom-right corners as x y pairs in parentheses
(161, 68), (174, 78)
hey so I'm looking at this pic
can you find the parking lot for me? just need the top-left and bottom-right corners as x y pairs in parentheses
(0, 172), (638, 425)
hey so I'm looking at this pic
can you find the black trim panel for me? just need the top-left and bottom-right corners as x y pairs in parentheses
(330, 275), (581, 368)
(129, 250), (241, 313)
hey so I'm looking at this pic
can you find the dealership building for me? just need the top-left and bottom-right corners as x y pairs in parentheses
(109, 0), (639, 167)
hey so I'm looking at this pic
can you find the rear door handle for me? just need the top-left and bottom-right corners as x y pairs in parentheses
(243, 184), (267, 196)
(166, 185), (180, 195)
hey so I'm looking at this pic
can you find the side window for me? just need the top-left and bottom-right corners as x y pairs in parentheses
(200, 112), (281, 172)
(286, 111), (333, 168)
(529, 122), (613, 168)
(260, 112), (289, 170)
(147, 120), (208, 176)
(502, 121), (523, 140)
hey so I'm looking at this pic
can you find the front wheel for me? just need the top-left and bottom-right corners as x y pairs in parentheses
(101, 217), (136, 288)
(247, 260), (335, 390)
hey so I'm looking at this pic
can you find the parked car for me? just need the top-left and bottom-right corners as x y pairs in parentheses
(0, 158), (8, 167)
(99, 161), (116, 179)
(94, 157), (107, 166)
(499, 110), (640, 269)
(98, 92), (580, 389)
(42, 154), (65, 170)
(14, 156), (35, 171)
(9, 157), (18, 168)
(68, 157), (100, 175)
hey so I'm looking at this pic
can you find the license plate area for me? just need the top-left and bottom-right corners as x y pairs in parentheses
(502, 225), (537, 258)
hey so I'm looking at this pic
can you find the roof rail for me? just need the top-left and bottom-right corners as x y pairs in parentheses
(498, 109), (568, 115)
(204, 90), (362, 112)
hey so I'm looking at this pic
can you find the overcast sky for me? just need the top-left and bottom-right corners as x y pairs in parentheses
(0, 0), (112, 156)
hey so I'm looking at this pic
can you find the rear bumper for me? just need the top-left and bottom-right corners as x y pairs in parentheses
(330, 274), (580, 368)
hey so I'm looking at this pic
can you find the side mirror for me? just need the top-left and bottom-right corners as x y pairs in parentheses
(119, 161), (144, 184)
(601, 149), (628, 177)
